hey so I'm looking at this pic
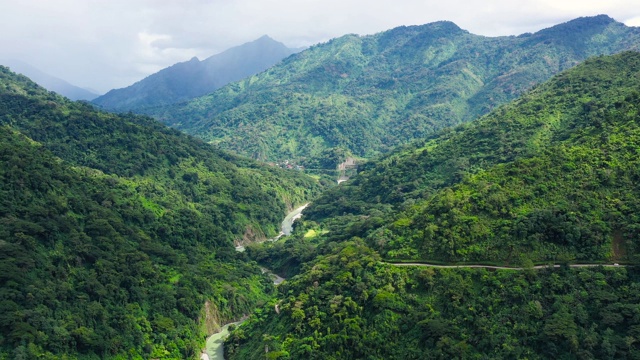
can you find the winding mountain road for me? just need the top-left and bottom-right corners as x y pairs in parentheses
(386, 262), (626, 270)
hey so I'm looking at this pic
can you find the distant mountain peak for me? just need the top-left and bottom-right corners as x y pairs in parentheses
(425, 20), (463, 30)
(408, 20), (466, 36)
(93, 35), (298, 111)
(535, 14), (619, 37)
(379, 20), (467, 43)
(575, 14), (616, 23)
(256, 34), (275, 41)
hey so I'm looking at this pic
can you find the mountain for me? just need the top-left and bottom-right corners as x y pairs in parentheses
(92, 35), (299, 111)
(0, 66), (322, 359)
(225, 52), (640, 359)
(1, 59), (98, 100)
(152, 15), (640, 166)
(303, 51), (640, 264)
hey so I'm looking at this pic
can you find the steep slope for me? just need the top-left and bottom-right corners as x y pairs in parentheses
(1, 59), (98, 100)
(0, 66), (322, 359)
(154, 15), (640, 165)
(224, 52), (640, 360)
(229, 242), (640, 359)
(303, 51), (640, 264)
(93, 35), (298, 111)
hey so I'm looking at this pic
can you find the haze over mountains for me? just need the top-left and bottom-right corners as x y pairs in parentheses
(0, 59), (99, 100)
(93, 35), (300, 111)
(150, 15), (640, 165)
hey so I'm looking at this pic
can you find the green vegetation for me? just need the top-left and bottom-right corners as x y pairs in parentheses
(225, 52), (640, 358)
(153, 15), (640, 165)
(5, 19), (640, 360)
(228, 241), (640, 359)
(0, 66), (322, 359)
(305, 52), (640, 264)
(0, 66), (321, 239)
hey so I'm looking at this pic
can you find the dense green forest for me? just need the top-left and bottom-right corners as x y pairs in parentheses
(228, 52), (640, 358)
(303, 51), (640, 264)
(229, 241), (640, 359)
(152, 15), (640, 166)
(0, 66), (323, 359)
(4, 18), (640, 360)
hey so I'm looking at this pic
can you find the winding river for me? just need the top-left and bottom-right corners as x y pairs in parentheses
(202, 204), (307, 360)
(235, 203), (308, 252)
(202, 321), (243, 360)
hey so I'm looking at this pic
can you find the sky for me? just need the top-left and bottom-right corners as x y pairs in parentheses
(1, 0), (639, 94)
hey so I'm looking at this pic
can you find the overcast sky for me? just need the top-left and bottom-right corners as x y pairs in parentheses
(1, 0), (638, 94)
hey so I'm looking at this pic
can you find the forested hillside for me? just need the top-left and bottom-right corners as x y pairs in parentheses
(304, 51), (640, 264)
(0, 66), (322, 359)
(153, 15), (640, 166)
(226, 52), (640, 359)
(230, 242), (640, 359)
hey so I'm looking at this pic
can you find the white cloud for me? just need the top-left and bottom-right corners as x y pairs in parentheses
(625, 16), (640, 27)
(0, 0), (638, 93)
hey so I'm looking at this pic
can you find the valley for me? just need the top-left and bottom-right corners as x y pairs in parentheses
(0, 66), (321, 359)
(222, 51), (640, 359)
(2, 13), (640, 360)
(204, 204), (303, 360)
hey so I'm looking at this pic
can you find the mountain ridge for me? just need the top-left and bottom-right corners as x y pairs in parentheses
(151, 15), (640, 166)
(226, 51), (640, 360)
(92, 35), (299, 111)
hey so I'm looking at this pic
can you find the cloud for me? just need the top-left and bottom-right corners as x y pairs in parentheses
(0, 0), (638, 93)
(625, 16), (640, 27)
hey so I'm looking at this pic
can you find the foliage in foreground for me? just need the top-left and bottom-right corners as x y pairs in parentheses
(0, 67), (322, 359)
(228, 241), (640, 359)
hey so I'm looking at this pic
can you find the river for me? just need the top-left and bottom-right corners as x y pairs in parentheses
(202, 321), (243, 360)
(235, 203), (308, 252)
(203, 204), (306, 360)
(280, 203), (308, 236)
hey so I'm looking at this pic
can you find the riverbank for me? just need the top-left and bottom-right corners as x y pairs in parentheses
(202, 320), (244, 360)
(201, 268), (287, 360)
(280, 203), (308, 236)
(236, 203), (308, 252)
(204, 204), (302, 359)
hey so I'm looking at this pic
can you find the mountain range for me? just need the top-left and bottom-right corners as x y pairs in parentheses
(92, 35), (300, 111)
(230, 51), (640, 360)
(4, 13), (640, 360)
(150, 15), (640, 166)
(304, 51), (640, 264)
